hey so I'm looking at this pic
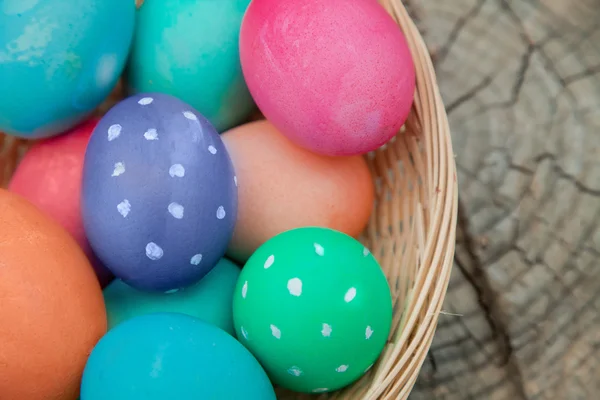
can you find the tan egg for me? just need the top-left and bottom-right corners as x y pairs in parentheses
(0, 189), (107, 400)
(222, 120), (374, 263)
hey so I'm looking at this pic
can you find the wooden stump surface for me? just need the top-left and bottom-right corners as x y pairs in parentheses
(408, 0), (600, 399)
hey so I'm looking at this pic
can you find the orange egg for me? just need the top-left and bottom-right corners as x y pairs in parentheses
(222, 120), (374, 262)
(0, 189), (107, 400)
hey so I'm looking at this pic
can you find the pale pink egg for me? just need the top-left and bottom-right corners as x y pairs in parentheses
(240, 0), (416, 156)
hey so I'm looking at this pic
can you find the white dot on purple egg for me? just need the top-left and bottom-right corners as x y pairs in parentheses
(169, 164), (185, 178)
(138, 97), (154, 105)
(117, 199), (131, 217)
(144, 128), (158, 140)
(146, 242), (164, 260)
(208, 145), (217, 154)
(216, 206), (226, 219)
(183, 111), (197, 121)
(168, 202), (184, 219)
(190, 254), (203, 265)
(112, 162), (125, 177)
(108, 124), (121, 141)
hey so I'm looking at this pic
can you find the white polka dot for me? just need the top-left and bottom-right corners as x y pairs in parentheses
(314, 243), (325, 256)
(117, 199), (131, 217)
(234, 176), (238, 186)
(138, 97), (154, 105)
(336, 365), (349, 373)
(168, 202), (184, 219)
(169, 164), (185, 178)
(270, 324), (281, 339)
(144, 128), (158, 140)
(108, 124), (122, 141)
(363, 247), (370, 256)
(240, 326), (248, 340)
(313, 388), (329, 393)
(146, 242), (163, 260)
(264, 255), (275, 269)
(287, 278), (302, 296)
(321, 323), (332, 337)
(183, 111), (197, 121)
(344, 287), (357, 303)
(216, 206), (226, 219)
(164, 289), (179, 294)
(365, 326), (374, 339)
(190, 254), (202, 265)
(242, 281), (248, 298)
(112, 162), (125, 177)
(287, 366), (303, 377)
(208, 145), (217, 154)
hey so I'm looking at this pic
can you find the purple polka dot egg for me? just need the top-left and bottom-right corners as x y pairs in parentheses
(82, 93), (238, 292)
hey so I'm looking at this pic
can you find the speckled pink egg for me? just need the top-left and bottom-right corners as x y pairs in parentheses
(239, 0), (416, 156)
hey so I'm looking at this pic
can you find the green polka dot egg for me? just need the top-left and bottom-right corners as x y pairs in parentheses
(232, 227), (393, 394)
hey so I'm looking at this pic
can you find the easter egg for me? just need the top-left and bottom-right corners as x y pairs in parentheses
(81, 313), (276, 400)
(222, 120), (374, 262)
(239, 0), (416, 156)
(126, 0), (255, 132)
(104, 258), (241, 334)
(233, 227), (392, 393)
(0, 189), (107, 400)
(8, 118), (114, 287)
(0, 0), (135, 138)
(82, 93), (238, 292)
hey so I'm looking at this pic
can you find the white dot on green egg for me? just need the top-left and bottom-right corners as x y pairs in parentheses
(216, 206), (226, 219)
(287, 366), (303, 377)
(365, 326), (374, 339)
(169, 164), (185, 178)
(112, 162), (125, 177)
(241, 326), (249, 340)
(183, 111), (197, 121)
(336, 365), (349, 373)
(242, 281), (248, 298)
(138, 97), (153, 105)
(321, 323), (332, 337)
(108, 124), (121, 141)
(344, 287), (357, 303)
(287, 278), (302, 296)
(144, 128), (158, 140)
(208, 145), (217, 154)
(190, 254), (202, 265)
(117, 199), (131, 218)
(146, 242), (164, 260)
(314, 243), (325, 256)
(270, 324), (281, 339)
(313, 388), (329, 393)
(168, 202), (184, 219)
(264, 255), (275, 269)
(363, 247), (370, 256)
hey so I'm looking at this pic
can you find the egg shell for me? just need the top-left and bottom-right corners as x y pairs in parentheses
(8, 118), (114, 287)
(82, 93), (238, 292)
(222, 120), (374, 262)
(81, 313), (276, 400)
(233, 227), (392, 393)
(126, 0), (255, 132)
(0, 0), (135, 138)
(0, 189), (107, 400)
(104, 258), (241, 335)
(239, 0), (416, 156)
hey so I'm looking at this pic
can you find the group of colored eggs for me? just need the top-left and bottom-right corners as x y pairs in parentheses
(0, 0), (415, 399)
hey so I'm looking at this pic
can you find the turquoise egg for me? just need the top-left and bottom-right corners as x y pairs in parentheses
(103, 258), (240, 335)
(81, 313), (276, 400)
(0, 0), (135, 139)
(125, 0), (254, 132)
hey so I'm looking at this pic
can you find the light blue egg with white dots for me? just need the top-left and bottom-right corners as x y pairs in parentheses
(0, 0), (135, 138)
(80, 313), (277, 400)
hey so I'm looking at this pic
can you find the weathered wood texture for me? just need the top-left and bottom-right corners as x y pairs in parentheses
(408, 0), (600, 399)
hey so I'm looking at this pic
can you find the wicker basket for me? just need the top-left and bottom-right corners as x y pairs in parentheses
(0, 0), (457, 398)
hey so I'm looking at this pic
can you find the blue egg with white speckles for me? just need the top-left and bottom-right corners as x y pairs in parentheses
(82, 93), (238, 292)
(80, 313), (276, 400)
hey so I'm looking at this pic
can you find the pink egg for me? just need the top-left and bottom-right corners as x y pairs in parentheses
(240, 0), (416, 156)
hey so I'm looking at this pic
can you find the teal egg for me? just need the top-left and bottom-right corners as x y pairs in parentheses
(0, 0), (135, 139)
(103, 258), (241, 335)
(81, 313), (276, 400)
(125, 0), (255, 132)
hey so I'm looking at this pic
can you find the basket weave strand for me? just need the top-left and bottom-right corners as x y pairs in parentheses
(0, 1), (457, 399)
